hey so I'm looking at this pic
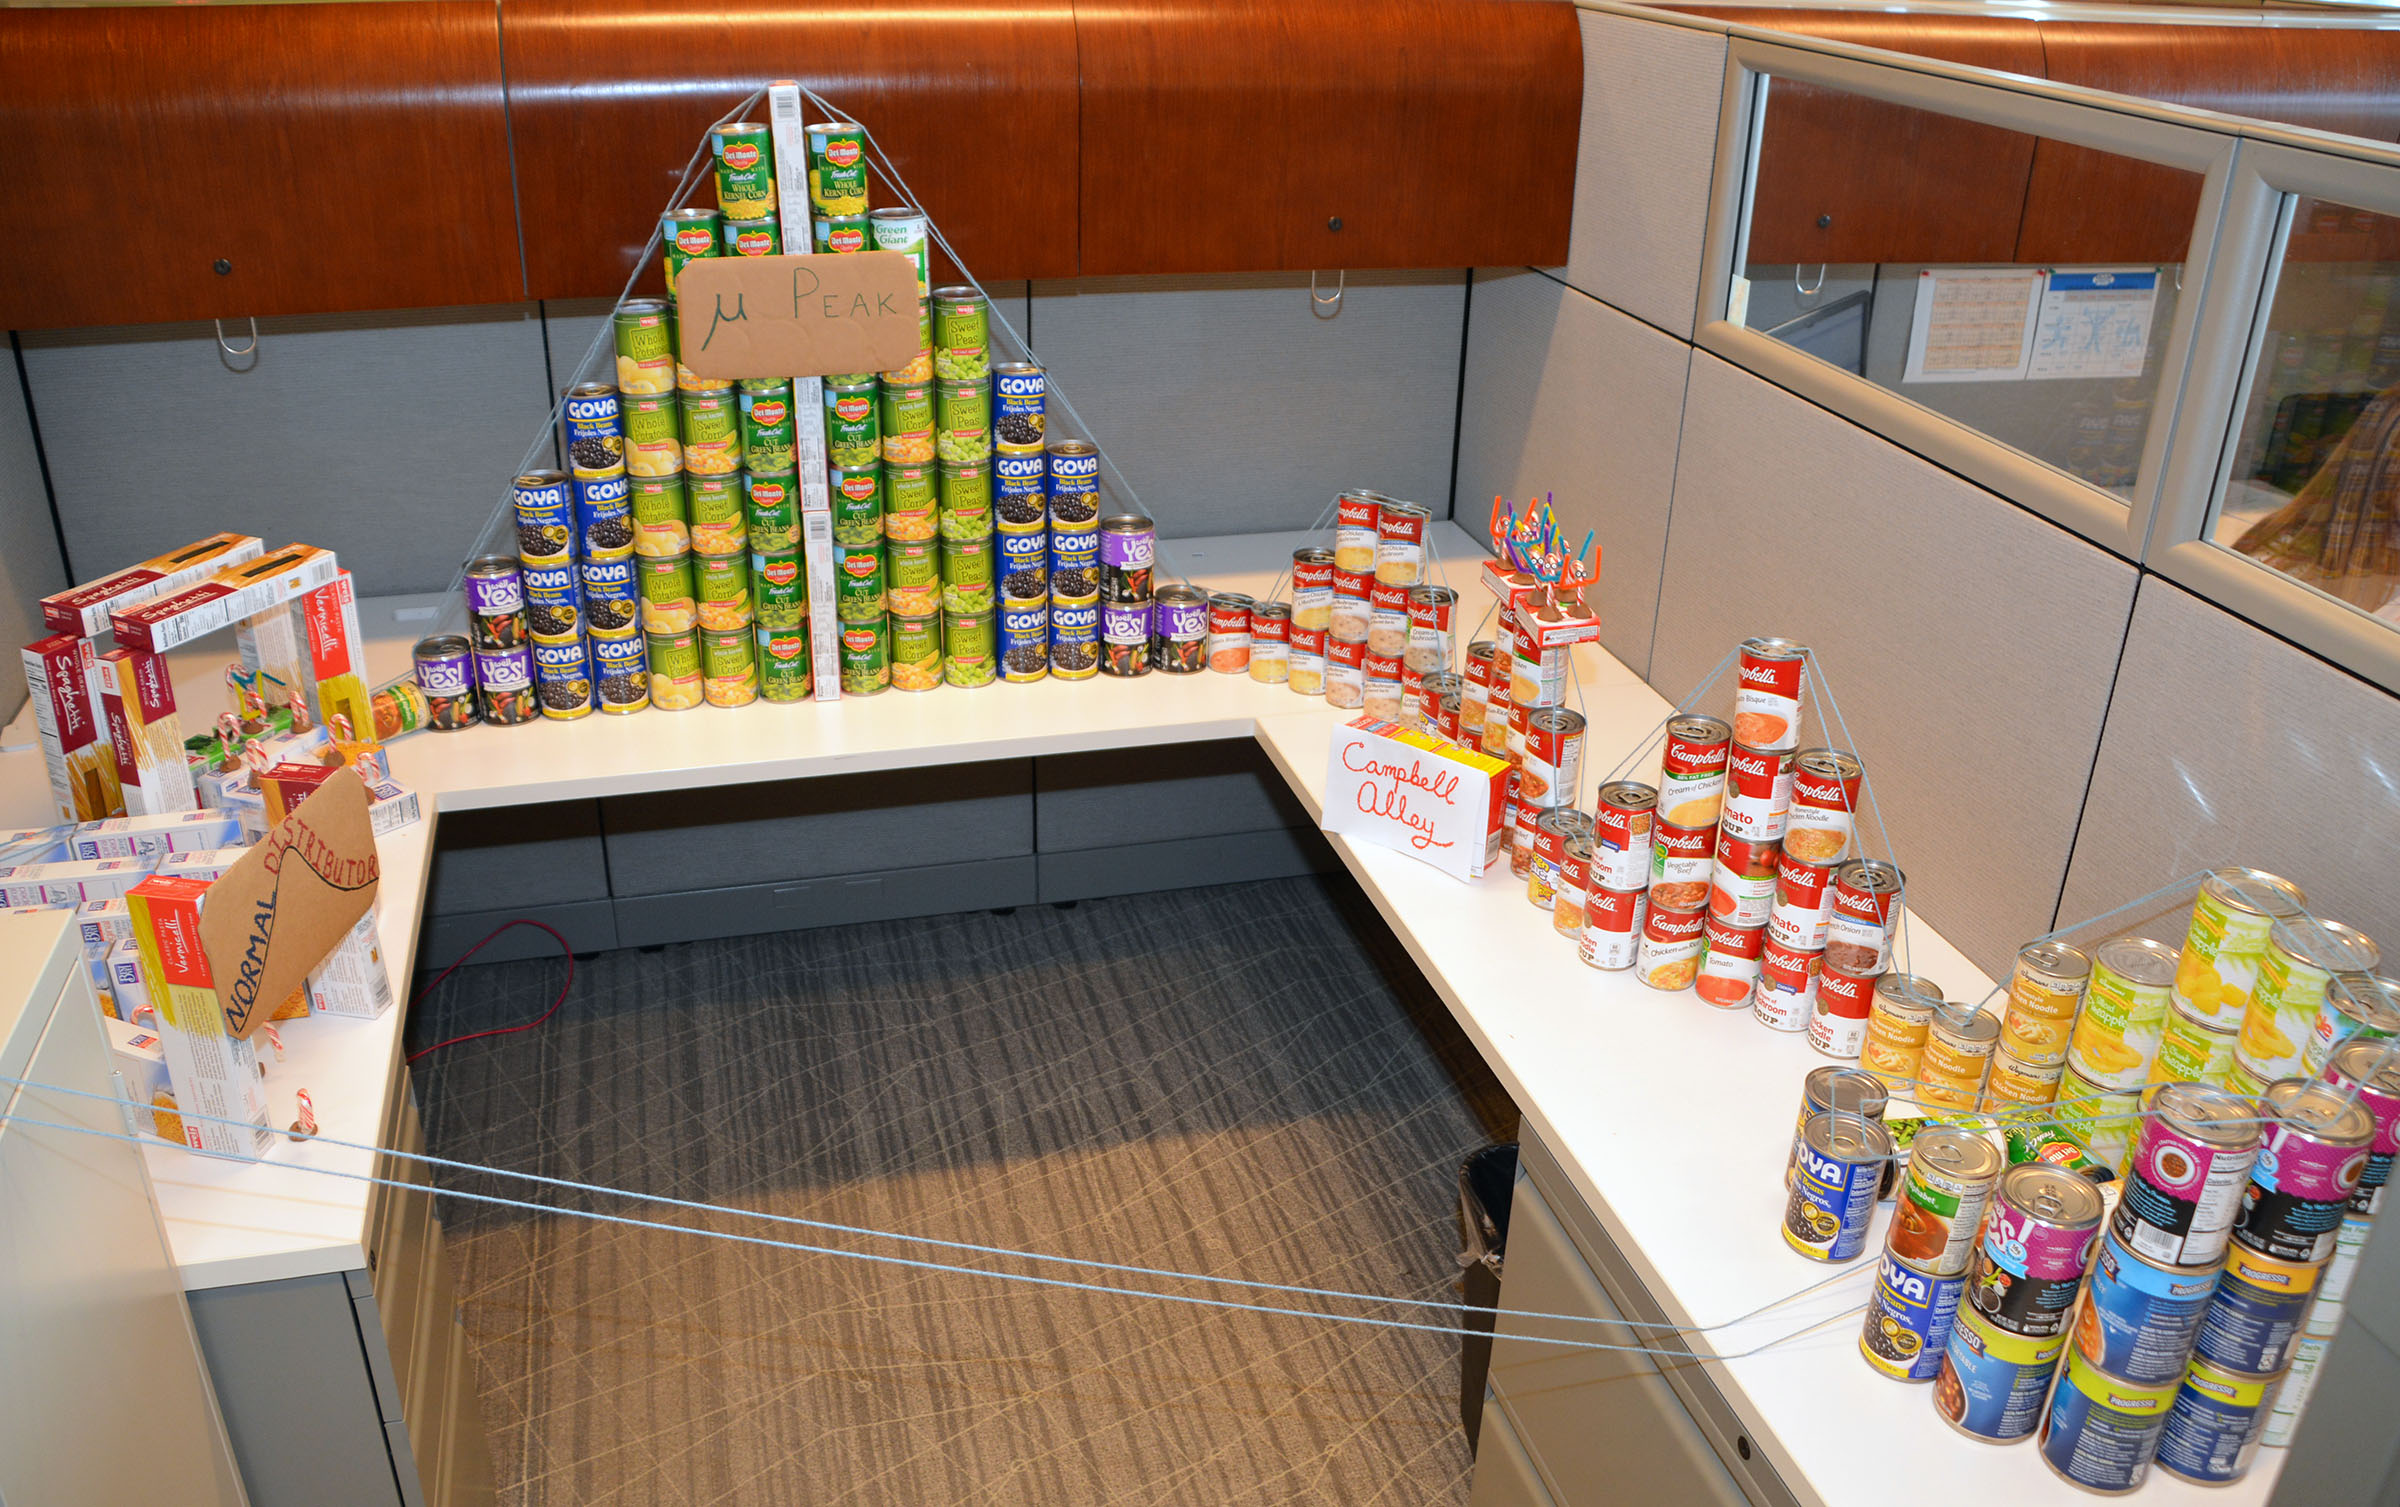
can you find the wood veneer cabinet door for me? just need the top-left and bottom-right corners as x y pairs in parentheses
(1075, 0), (1581, 275)
(502, 0), (1079, 300)
(0, 3), (521, 329)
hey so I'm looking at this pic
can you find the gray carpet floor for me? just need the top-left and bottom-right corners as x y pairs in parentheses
(412, 875), (1516, 1507)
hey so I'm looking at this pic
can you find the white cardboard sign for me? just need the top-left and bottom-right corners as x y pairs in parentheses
(1321, 717), (1508, 881)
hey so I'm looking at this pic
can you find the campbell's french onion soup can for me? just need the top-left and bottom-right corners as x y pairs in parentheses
(1825, 860), (1904, 975)
(1735, 635), (1808, 751)
(1579, 884), (1646, 970)
(1591, 781), (1656, 892)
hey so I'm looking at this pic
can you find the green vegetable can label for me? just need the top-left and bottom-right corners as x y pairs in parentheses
(757, 625), (811, 702)
(942, 535), (994, 613)
(933, 289), (989, 379)
(751, 548), (806, 629)
(621, 391), (682, 477)
(824, 380), (880, 468)
(739, 388), (795, 474)
(936, 379), (992, 466)
(711, 123), (777, 217)
(839, 620), (890, 696)
(880, 383), (934, 463)
(944, 609), (995, 687)
(835, 542), (887, 622)
(721, 217), (781, 258)
(679, 390), (742, 475)
(806, 120), (869, 217)
(613, 300), (676, 395)
(660, 209), (721, 299)
(689, 472), (744, 529)
(830, 464), (884, 546)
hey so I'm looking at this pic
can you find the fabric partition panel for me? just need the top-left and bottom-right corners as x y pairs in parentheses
(0, 379), (69, 724)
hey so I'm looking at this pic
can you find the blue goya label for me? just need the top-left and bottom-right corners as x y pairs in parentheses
(1049, 518), (1099, 578)
(1861, 1253), (1962, 1383)
(530, 638), (594, 716)
(999, 598), (1048, 683)
(562, 387), (624, 472)
(588, 630), (648, 712)
(997, 524), (1049, 593)
(573, 468), (634, 558)
(577, 555), (640, 634)
(994, 451), (1046, 510)
(2077, 1233), (2217, 1385)
(520, 562), (582, 639)
(1783, 1131), (1877, 1263)
(994, 366), (1044, 448)
(1935, 1309), (2064, 1443)
(562, 387), (621, 435)
(513, 473), (575, 561)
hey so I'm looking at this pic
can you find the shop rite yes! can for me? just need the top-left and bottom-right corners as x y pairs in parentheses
(1966, 1164), (2104, 1339)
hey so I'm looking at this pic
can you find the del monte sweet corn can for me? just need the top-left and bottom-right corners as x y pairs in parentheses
(710, 121), (776, 218)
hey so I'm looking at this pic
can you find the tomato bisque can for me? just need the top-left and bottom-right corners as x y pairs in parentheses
(1768, 848), (1837, 952)
(1657, 715), (1730, 828)
(1206, 592), (1253, 674)
(1519, 707), (1583, 811)
(2076, 1231), (2219, 1386)
(1648, 821), (1712, 914)
(1889, 1127), (2004, 1277)
(1824, 860), (1903, 976)
(1810, 962), (1876, 1058)
(2171, 867), (2309, 1030)
(1708, 831), (1779, 927)
(1590, 780), (1656, 892)
(1784, 1111), (1891, 1263)
(2039, 1346), (2176, 1495)
(1862, 1250), (1964, 1383)
(1721, 742), (1794, 843)
(1552, 831), (1595, 937)
(2232, 1077), (2373, 1263)
(1333, 490), (1381, 574)
(1526, 809), (1591, 912)
(1916, 1004), (2001, 1110)
(1968, 1165), (2104, 1340)
(1755, 941), (1820, 1033)
(1695, 916), (1766, 1010)
(1782, 747), (1862, 865)
(2239, 918), (2382, 1086)
(2155, 1354), (2279, 1488)
(2325, 1035), (2400, 1215)
(1637, 903), (1705, 992)
(1734, 635), (1808, 751)
(1579, 886), (1646, 971)
(1862, 972), (1940, 1087)
(2111, 1082), (2259, 1269)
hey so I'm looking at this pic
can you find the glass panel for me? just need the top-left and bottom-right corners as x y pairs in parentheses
(1736, 78), (2202, 499)
(2211, 197), (2400, 624)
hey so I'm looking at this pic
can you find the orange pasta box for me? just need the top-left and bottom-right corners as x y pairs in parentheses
(1322, 716), (1509, 880)
(124, 874), (274, 1158)
(299, 570), (377, 746)
(94, 646), (197, 815)
(40, 532), (264, 638)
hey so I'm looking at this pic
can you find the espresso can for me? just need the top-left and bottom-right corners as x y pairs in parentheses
(2112, 1081), (2259, 1269)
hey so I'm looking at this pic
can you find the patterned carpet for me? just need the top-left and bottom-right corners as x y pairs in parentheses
(410, 876), (1517, 1507)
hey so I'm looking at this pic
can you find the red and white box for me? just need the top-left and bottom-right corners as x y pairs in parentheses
(1322, 717), (1509, 880)
(21, 633), (122, 822)
(95, 646), (195, 815)
(109, 544), (341, 655)
(41, 532), (264, 638)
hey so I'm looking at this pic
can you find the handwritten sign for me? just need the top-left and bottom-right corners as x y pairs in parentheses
(1321, 718), (1508, 881)
(675, 252), (924, 378)
(197, 764), (380, 1039)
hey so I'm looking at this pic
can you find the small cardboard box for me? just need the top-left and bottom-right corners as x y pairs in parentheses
(109, 545), (341, 656)
(124, 874), (274, 1158)
(41, 532), (265, 638)
(1321, 717), (1509, 880)
(0, 826), (72, 865)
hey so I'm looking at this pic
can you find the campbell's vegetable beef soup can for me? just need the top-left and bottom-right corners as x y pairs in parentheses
(1648, 821), (1713, 914)
(1810, 963), (1877, 1059)
(1721, 742), (1794, 844)
(2231, 1077), (2373, 1263)
(1785, 1111), (1890, 1263)
(1783, 748), (1862, 865)
(1824, 860), (1903, 975)
(1695, 915), (1766, 1011)
(1637, 903), (1705, 992)
(1967, 1164), (2105, 1339)
(2039, 1345), (2176, 1495)
(1891, 1128), (2004, 1278)
(1734, 635), (1807, 752)
(2155, 1354), (2280, 1488)
(1579, 884), (1646, 971)
(2171, 867), (2309, 1031)
(1757, 940), (1821, 1033)
(1709, 831), (1778, 928)
(1863, 1250), (1964, 1384)
(2112, 1082), (2259, 1269)
(2077, 1231), (2219, 1386)
(1658, 715), (1730, 827)
(1769, 848), (1837, 952)
(1936, 1305), (2067, 1444)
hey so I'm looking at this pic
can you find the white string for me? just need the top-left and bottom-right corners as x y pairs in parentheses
(1800, 649), (1909, 974)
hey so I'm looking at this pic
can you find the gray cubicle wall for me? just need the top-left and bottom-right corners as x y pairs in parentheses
(0, 362), (66, 724)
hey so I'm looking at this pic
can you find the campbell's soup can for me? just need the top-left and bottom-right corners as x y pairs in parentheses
(1330, 569), (1372, 646)
(1722, 743), (1795, 843)
(1288, 625), (1325, 696)
(1657, 715), (1730, 828)
(1591, 781), (1656, 892)
(1206, 592), (1253, 674)
(1769, 848), (1838, 952)
(1324, 636), (1366, 709)
(1553, 832), (1595, 937)
(1290, 547), (1335, 631)
(1481, 689), (1517, 762)
(1810, 963), (1876, 1057)
(1580, 886), (1646, 970)
(1696, 916), (1767, 1010)
(1363, 651), (1405, 723)
(1405, 585), (1457, 673)
(1648, 820), (1713, 913)
(1734, 635), (1808, 752)
(1527, 809), (1591, 912)
(1509, 796), (1542, 879)
(1709, 831), (1779, 927)
(1757, 940), (1821, 1033)
(1520, 707), (1584, 811)
(1784, 748), (1862, 865)
(1637, 903), (1706, 991)
(1333, 490), (1382, 574)
(1824, 860), (1903, 976)
(1376, 499), (1429, 586)
(1366, 580), (1411, 660)
(1460, 640), (1499, 739)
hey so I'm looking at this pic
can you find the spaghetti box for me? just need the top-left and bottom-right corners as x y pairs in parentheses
(123, 874), (274, 1159)
(104, 1016), (181, 1143)
(0, 826), (72, 865)
(0, 855), (160, 908)
(41, 532), (265, 638)
(22, 633), (123, 823)
(222, 783), (270, 845)
(307, 902), (394, 1020)
(109, 544), (341, 655)
(95, 645), (197, 816)
(107, 937), (149, 1020)
(71, 809), (243, 864)
(1321, 716), (1510, 880)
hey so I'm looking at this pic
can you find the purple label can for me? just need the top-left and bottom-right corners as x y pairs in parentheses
(1100, 512), (1155, 603)
(412, 635), (477, 730)
(464, 555), (524, 617)
(2113, 1083), (2258, 1269)
(2075, 1231), (2218, 1385)
(1101, 598), (1153, 678)
(2235, 1079), (2374, 1263)
(999, 596), (1048, 683)
(472, 642), (535, 726)
(521, 562), (582, 640)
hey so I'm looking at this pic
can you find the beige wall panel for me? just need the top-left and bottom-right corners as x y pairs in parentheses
(1653, 354), (2138, 976)
(1456, 269), (1688, 676)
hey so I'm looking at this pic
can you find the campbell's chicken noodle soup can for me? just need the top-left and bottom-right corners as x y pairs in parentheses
(1590, 781), (1655, 892)
(2172, 867), (2309, 1030)
(1333, 490), (1382, 573)
(1460, 640), (1499, 740)
(1527, 809), (1590, 912)
(1734, 635), (1808, 752)
(1862, 972), (1941, 1086)
(1768, 848), (1837, 952)
(1248, 602), (1290, 685)
(1721, 743), (1794, 843)
(1553, 831), (1595, 937)
(1823, 860), (1903, 976)
(1509, 796), (1542, 880)
(1290, 547), (1334, 631)
(1638, 902), (1705, 992)
(1579, 886), (1646, 971)
(2232, 1078), (2373, 1264)
(1657, 715), (1730, 828)
(2112, 1082), (2259, 1270)
(1782, 748), (1862, 865)
(1648, 820), (1713, 913)
(1917, 1003), (2000, 1110)
(1708, 831), (1779, 928)
(1810, 962), (1876, 1057)
(1696, 915), (1767, 1010)
(1756, 940), (1821, 1032)
(1435, 691), (1464, 744)
(1206, 592), (1253, 674)
(1405, 585), (1456, 673)
(1519, 707), (1583, 810)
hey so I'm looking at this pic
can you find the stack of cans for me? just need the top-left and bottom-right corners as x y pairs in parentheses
(1045, 437), (1099, 679)
(1100, 513), (1156, 678)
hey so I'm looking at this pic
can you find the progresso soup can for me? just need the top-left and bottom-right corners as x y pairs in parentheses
(2074, 1231), (2219, 1386)
(1935, 1305), (2066, 1444)
(2039, 1346), (2175, 1495)
(2155, 1354), (2279, 1488)
(2197, 1244), (2324, 1374)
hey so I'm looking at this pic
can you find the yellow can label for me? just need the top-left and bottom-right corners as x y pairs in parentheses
(2238, 943), (2326, 1081)
(2069, 960), (2170, 1087)
(2174, 886), (2277, 1028)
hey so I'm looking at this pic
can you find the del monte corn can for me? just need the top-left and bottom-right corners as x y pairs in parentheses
(710, 121), (776, 217)
(806, 119), (868, 217)
(661, 207), (721, 298)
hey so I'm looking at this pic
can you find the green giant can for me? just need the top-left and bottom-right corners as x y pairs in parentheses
(710, 121), (776, 218)
(869, 207), (931, 297)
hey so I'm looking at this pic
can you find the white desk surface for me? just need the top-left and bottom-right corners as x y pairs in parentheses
(0, 523), (2279, 1503)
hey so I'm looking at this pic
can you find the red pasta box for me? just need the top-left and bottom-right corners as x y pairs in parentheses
(40, 533), (264, 637)
(21, 633), (122, 822)
(109, 544), (341, 655)
(95, 646), (196, 816)
(1321, 717), (1509, 880)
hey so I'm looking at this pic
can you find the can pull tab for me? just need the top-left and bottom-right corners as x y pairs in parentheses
(1310, 270), (1346, 319)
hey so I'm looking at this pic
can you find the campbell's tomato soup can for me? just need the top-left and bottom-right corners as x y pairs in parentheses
(1826, 860), (1904, 975)
(1649, 820), (1714, 912)
(1333, 490), (1382, 574)
(1592, 781), (1656, 892)
(1528, 809), (1592, 912)
(1509, 796), (1543, 879)
(1722, 743), (1795, 843)
(1658, 715), (1731, 828)
(1709, 831), (1780, 927)
(1461, 640), (1499, 739)
(1758, 940), (1822, 1032)
(1520, 707), (1584, 810)
(1580, 886), (1646, 970)
(1769, 848), (1838, 952)
(1811, 962), (1877, 1058)
(1554, 832), (1595, 937)
(1735, 635), (1808, 752)
(1784, 747), (1862, 865)
(1638, 903), (1706, 991)
(1697, 916), (1767, 1010)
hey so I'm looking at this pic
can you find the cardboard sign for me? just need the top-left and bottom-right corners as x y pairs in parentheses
(1321, 718), (1509, 881)
(675, 252), (924, 377)
(197, 765), (380, 1040)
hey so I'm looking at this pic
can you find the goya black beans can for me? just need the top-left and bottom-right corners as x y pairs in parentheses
(1785, 1066), (1886, 1188)
(2232, 1077), (2374, 1263)
(1050, 588), (1099, 681)
(995, 451), (1046, 523)
(2038, 1347), (2175, 1495)
(829, 463), (882, 546)
(756, 625), (810, 703)
(752, 549), (805, 630)
(1101, 513), (1155, 603)
(994, 361), (1045, 452)
(574, 467), (635, 559)
(2114, 1082), (2258, 1269)
(577, 555), (639, 634)
(2196, 1245), (2322, 1373)
(1000, 595), (1048, 683)
(838, 620), (889, 696)
(589, 630), (648, 714)
(561, 383), (624, 473)
(2076, 1230), (2218, 1386)
(997, 518), (1048, 599)
(1935, 1306), (2067, 1443)
(1965, 1164), (2105, 1338)
(521, 562), (582, 641)
(1784, 1110), (1889, 1263)
(464, 555), (526, 652)
(941, 533), (993, 613)
(1046, 439), (1099, 522)
(739, 383), (795, 474)
(1101, 599), (1153, 677)
(473, 643), (536, 726)
(943, 609), (995, 688)
(2155, 1354), (2279, 1487)
(1050, 519), (1099, 595)
(531, 638), (594, 720)
(1152, 585), (1208, 674)
(1860, 1250), (1962, 1383)
(513, 470), (574, 563)
(413, 635), (478, 730)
